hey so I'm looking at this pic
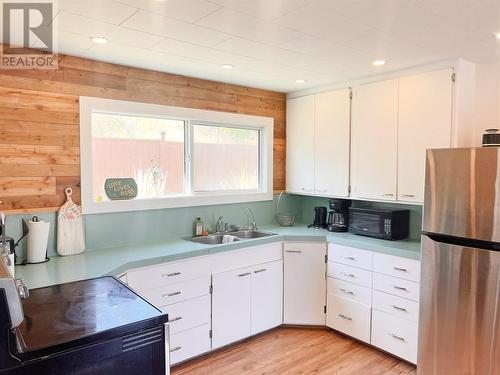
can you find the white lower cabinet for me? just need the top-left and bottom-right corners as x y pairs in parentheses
(212, 266), (253, 348)
(251, 260), (283, 335)
(371, 310), (418, 364)
(169, 323), (212, 365)
(212, 260), (283, 349)
(284, 242), (327, 325)
(327, 293), (371, 343)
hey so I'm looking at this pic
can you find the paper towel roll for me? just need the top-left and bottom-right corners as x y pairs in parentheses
(27, 219), (50, 264)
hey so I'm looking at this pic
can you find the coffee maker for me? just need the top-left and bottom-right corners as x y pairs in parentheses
(327, 199), (351, 232)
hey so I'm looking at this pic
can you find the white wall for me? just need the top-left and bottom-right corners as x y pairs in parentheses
(475, 60), (500, 144)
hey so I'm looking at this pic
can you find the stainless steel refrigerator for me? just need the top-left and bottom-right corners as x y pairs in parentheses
(418, 147), (500, 374)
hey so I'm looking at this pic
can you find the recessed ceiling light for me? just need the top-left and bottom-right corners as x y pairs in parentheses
(494, 33), (500, 40)
(221, 64), (233, 69)
(372, 60), (387, 66)
(295, 79), (306, 83)
(91, 36), (108, 44)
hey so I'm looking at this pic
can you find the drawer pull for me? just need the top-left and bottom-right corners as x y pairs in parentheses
(393, 266), (408, 272)
(341, 272), (356, 278)
(339, 288), (355, 296)
(163, 291), (181, 298)
(393, 285), (408, 291)
(392, 305), (408, 312)
(345, 256), (357, 261)
(168, 316), (183, 323)
(401, 194), (415, 198)
(338, 314), (352, 321)
(391, 334), (406, 342)
(163, 272), (181, 278)
(254, 269), (267, 274)
(237, 272), (251, 277)
(170, 346), (182, 353)
(382, 193), (395, 197)
(286, 250), (302, 253)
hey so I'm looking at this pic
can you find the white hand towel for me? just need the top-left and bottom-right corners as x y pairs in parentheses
(222, 235), (238, 244)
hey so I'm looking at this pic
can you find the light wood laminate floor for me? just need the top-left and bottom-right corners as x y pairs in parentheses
(172, 327), (417, 375)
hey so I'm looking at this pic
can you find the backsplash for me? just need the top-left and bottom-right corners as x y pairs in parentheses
(5, 194), (422, 260)
(300, 196), (423, 240)
(5, 194), (302, 258)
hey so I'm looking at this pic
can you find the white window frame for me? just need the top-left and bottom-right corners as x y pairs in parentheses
(80, 97), (274, 214)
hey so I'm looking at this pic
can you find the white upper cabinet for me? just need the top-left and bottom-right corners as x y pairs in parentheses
(398, 69), (453, 203)
(286, 95), (315, 194)
(351, 79), (399, 201)
(314, 89), (351, 197)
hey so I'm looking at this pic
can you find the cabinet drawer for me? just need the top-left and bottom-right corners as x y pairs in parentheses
(170, 323), (211, 365)
(141, 276), (210, 307)
(371, 309), (418, 364)
(212, 243), (283, 274)
(373, 253), (420, 282)
(328, 244), (373, 270)
(327, 277), (372, 306)
(373, 273), (420, 302)
(127, 257), (211, 291)
(161, 295), (211, 334)
(327, 294), (371, 343)
(328, 262), (372, 288)
(372, 290), (419, 322)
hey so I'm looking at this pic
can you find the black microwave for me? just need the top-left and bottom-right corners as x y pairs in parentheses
(348, 208), (410, 240)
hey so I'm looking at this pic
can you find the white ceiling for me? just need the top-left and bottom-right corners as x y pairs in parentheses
(42, 1), (500, 92)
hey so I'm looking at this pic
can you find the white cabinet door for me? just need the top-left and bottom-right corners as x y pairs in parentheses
(283, 242), (326, 325)
(212, 266), (252, 348)
(351, 79), (399, 200)
(314, 89), (351, 197)
(286, 95), (315, 194)
(398, 69), (453, 203)
(251, 260), (283, 335)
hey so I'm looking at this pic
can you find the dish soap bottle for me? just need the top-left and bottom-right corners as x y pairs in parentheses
(194, 217), (204, 237)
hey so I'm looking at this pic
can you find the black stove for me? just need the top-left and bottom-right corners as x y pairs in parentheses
(0, 277), (168, 375)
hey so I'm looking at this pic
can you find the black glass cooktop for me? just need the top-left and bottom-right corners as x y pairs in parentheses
(16, 277), (163, 353)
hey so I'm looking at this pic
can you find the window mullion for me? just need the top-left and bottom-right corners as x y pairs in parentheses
(185, 120), (193, 196)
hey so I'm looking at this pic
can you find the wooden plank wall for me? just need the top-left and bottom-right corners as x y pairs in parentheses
(0, 54), (286, 212)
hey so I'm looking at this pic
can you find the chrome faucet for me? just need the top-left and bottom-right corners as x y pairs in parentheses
(244, 208), (257, 230)
(215, 216), (224, 233)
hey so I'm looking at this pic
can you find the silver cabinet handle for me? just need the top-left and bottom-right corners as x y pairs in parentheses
(237, 272), (251, 277)
(392, 305), (408, 312)
(286, 250), (302, 253)
(393, 266), (408, 272)
(254, 269), (267, 274)
(339, 288), (355, 296)
(341, 272), (356, 278)
(338, 314), (352, 321)
(382, 193), (395, 197)
(163, 291), (181, 298)
(391, 334), (406, 342)
(401, 194), (415, 198)
(163, 272), (181, 278)
(170, 346), (182, 353)
(393, 285), (408, 291)
(301, 188), (314, 192)
(345, 256), (356, 261)
(168, 316), (182, 323)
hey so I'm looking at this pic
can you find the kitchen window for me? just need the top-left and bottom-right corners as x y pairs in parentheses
(80, 97), (273, 214)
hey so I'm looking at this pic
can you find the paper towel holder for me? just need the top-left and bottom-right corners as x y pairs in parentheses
(21, 216), (50, 266)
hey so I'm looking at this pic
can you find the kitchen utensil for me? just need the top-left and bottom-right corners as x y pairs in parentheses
(57, 188), (85, 256)
(275, 191), (296, 227)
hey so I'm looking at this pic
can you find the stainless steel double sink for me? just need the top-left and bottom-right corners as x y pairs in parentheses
(189, 230), (277, 245)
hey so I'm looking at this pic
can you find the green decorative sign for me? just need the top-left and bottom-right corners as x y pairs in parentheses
(104, 178), (138, 201)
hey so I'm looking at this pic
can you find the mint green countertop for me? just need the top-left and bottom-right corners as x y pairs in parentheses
(16, 224), (421, 289)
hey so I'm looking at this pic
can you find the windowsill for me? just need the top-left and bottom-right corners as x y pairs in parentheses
(82, 191), (273, 215)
